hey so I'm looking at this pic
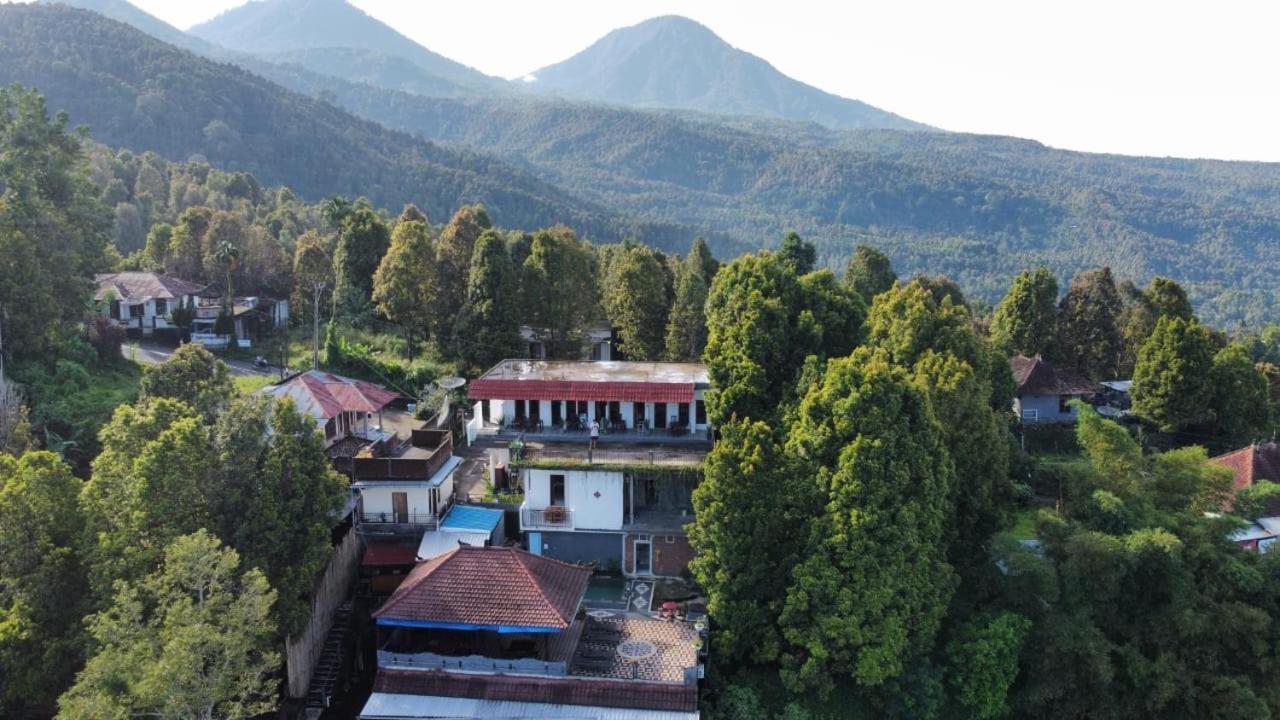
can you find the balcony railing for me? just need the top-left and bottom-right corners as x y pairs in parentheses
(377, 650), (567, 677)
(358, 512), (441, 531)
(521, 504), (573, 530)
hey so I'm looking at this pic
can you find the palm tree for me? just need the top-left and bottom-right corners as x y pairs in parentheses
(213, 239), (240, 305)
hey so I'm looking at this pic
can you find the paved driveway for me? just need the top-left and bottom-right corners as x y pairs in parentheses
(122, 341), (280, 378)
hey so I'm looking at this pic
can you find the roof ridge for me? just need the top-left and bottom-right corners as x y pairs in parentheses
(374, 547), (459, 618)
(512, 547), (587, 626)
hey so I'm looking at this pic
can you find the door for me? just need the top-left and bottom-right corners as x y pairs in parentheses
(550, 474), (566, 506)
(528, 532), (542, 556)
(551, 400), (562, 426)
(654, 403), (668, 429)
(392, 492), (408, 524)
(634, 538), (652, 574)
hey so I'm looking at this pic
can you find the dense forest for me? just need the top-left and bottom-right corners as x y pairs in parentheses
(5, 43), (1280, 716)
(7, 3), (1280, 327)
(0, 4), (704, 252)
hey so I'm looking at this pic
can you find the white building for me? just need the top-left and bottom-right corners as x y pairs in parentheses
(520, 323), (614, 361)
(470, 359), (711, 436)
(94, 271), (203, 336)
(503, 443), (706, 578)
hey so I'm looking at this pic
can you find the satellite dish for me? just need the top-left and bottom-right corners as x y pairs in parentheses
(438, 376), (466, 390)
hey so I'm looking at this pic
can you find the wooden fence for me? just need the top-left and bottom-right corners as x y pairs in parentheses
(284, 525), (364, 699)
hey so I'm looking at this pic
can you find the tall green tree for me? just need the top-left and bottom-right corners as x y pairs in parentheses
(454, 229), (522, 371)
(372, 205), (436, 358)
(844, 244), (897, 303)
(434, 205), (491, 339)
(141, 222), (172, 271)
(944, 612), (1032, 720)
(603, 245), (669, 360)
(664, 247), (711, 361)
(1131, 316), (1216, 431)
(236, 399), (346, 636)
(689, 420), (807, 663)
(138, 343), (234, 423)
(0, 452), (88, 717)
(688, 236), (720, 285)
(990, 267), (1058, 357)
(292, 230), (332, 368)
(0, 85), (109, 355)
(331, 198), (390, 320)
(166, 206), (212, 281)
(57, 531), (278, 720)
(1145, 276), (1194, 321)
(1058, 268), (1123, 379)
(866, 280), (1011, 562)
(777, 231), (817, 275)
(779, 348), (955, 694)
(79, 398), (214, 599)
(1209, 343), (1272, 446)
(521, 227), (600, 358)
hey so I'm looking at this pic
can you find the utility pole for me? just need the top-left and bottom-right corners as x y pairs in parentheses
(312, 282), (324, 371)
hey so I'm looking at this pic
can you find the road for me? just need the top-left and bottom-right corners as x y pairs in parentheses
(122, 341), (284, 378)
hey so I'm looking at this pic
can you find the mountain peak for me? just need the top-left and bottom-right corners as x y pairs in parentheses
(189, 0), (502, 90)
(526, 16), (926, 131)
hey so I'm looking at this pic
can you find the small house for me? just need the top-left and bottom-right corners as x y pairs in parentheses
(94, 271), (203, 337)
(1010, 355), (1099, 424)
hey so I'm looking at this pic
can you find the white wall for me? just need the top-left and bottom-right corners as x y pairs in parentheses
(524, 468), (624, 531)
(359, 485), (433, 518)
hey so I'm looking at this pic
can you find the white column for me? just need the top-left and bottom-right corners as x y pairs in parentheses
(587, 400), (597, 425)
(539, 400), (552, 429)
(644, 403), (655, 430)
(622, 402), (635, 429)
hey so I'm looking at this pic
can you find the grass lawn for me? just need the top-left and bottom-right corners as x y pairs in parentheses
(233, 374), (275, 394)
(1009, 508), (1040, 541)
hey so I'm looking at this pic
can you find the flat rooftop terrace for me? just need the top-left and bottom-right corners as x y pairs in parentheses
(475, 360), (709, 386)
(518, 441), (707, 467)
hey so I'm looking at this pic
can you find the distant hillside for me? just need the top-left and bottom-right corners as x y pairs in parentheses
(0, 3), (703, 249)
(257, 47), (478, 98)
(198, 61), (1280, 325)
(189, 0), (503, 92)
(38, 0), (219, 54)
(526, 16), (926, 132)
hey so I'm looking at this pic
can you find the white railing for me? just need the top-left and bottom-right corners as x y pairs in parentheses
(520, 502), (574, 530)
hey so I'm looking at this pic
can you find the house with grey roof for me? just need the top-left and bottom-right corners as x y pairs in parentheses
(1010, 354), (1100, 424)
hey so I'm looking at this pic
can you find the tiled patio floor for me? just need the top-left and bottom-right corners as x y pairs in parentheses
(569, 612), (699, 684)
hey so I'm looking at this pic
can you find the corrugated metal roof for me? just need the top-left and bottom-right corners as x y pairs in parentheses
(359, 692), (700, 719)
(441, 505), (503, 533)
(258, 370), (399, 421)
(417, 530), (490, 561)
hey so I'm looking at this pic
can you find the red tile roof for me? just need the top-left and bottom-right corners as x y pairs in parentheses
(258, 370), (399, 421)
(1211, 443), (1280, 493)
(469, 379), (694, 404)
(373, 546), (591, 631)
(362, 539), (420, 567)
(373, 669), (698, 713)
(1010, 355), (1099, 396)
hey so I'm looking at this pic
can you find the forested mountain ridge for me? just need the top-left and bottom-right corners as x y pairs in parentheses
(188, 0), (505, 92)
(219, 67), (1280, 325)
(525, 15), (928, 132)
(0, 4), (708, 251)
(12, 1), (1280, 325)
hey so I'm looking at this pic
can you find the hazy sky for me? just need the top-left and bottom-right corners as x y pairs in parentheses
(122, 0), (1280, 161)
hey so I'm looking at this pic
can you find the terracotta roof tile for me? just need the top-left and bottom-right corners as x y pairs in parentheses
(1010, 355), (1099, 396)
(1212, 443), (1280, 493)
(373, 669), (698, 713)
(469, 379), (694, 404)
(373, 546), (591, 630)
(257, 370), (398, 421)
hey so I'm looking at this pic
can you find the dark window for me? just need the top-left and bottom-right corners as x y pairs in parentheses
(129, 303), (144, 318)
(1059, 395), (1073, 413)
(696, 400), (707, 424)
(154, 298), (167, 315)
(654, 403), (668, 428)
(634, 402), (647, 421)
(609, 401), (621, 422)
(550, 474), (566, 506)
(551, 401), (563, 425)
(110, 299), (121, 318)
(595, 401), (608, 421)
(515, 399), (527, 420)
(677, 403), (690, 426)
(529, 399), (540, 421)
